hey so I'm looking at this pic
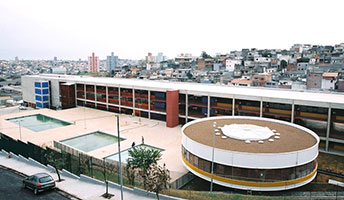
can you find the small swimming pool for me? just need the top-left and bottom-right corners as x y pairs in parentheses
(7, 114), (72, 132)
(60, 131), (125, 152)
(104, 144), (164, 164)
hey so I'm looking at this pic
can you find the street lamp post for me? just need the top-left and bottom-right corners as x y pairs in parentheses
(210, 121), (216, 192)
(116, 115), (124, 200)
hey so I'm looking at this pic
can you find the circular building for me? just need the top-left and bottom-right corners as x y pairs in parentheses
(181, 116), (319, 191)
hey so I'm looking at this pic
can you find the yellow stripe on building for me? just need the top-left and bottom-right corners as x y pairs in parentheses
(182, 155), (317, 187)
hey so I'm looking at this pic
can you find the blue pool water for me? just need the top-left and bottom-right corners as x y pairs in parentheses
(61, 131), (125, 152)
(7, 114), (71, 132)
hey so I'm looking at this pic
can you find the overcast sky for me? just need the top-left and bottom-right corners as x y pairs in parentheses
(0, 0), (343, 60)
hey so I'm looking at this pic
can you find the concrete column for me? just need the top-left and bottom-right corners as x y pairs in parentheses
(291, 100), (295, 123)
(325, 104), (332, 152)
(118, 86), (121, 113)
(185, 93), (189, 123)
(207, 95), (211, 118)
(148, 90), (151, 119)
(74, 83), (78, 106)
(260, 99), (263, 118)
(166, 90), (179, 127)
(94, 84), (97, 107)
(132, 89), (135, 114)
(84, 84), (86, 101)
(106, 86), (109, 110)
(232, 97), (235, 116)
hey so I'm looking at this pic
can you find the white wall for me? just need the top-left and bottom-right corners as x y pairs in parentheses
(322, 79), (336, 90)
(50, 79), (61, 108)
(226, 59), (241, 71)
(21, 76), (36, 104)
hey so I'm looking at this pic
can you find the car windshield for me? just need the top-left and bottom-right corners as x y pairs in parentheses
(39, 176), (53, 183)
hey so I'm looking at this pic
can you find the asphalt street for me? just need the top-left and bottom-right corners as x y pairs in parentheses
(0, 167), (70, 200)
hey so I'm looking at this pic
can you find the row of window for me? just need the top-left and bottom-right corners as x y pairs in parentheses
(34, 82), (49, 88)
(35, 88), (49, 95)
(182, 146), (316, 182)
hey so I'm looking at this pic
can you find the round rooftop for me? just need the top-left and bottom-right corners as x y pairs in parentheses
(183, 117), (318, 154)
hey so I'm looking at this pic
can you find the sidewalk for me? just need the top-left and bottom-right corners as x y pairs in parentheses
(0, 150), (180, 200)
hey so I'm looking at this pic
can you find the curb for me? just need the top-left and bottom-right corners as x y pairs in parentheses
(107, 180), (134, 192)
(61, 169), (80, 180)
(80, 174), (105, 186)
(47, 164), (56, 172)
(10, 152), (19, 159)
(18, 154), (30, 163)
(28, 157), (48, 169)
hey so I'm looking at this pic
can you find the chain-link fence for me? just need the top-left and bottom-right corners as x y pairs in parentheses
(0, 133), (142, 187)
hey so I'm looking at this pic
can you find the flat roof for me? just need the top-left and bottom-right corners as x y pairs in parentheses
(183, 118), (317, 154)
(24, 74), (344, 107)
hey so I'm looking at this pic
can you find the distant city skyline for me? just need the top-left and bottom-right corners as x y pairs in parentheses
(1, 0), (343, 60)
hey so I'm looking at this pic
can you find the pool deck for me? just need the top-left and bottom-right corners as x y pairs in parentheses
(0, 107), (187, 183)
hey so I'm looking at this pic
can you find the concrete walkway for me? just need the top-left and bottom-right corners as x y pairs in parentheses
(0, 150), (164, 200)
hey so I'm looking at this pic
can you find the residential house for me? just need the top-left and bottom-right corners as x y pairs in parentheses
(307, 71), (322, 89)
(322, 72), (338, 90)
(230, 78), (252, 87)
(252, 73), (272, 87)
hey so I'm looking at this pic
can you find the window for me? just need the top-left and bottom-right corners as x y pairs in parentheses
(193, 156), (198, 167)
(216, 164), (224, 175)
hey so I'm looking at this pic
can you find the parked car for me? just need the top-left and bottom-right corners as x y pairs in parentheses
(23, 173), (55, 194)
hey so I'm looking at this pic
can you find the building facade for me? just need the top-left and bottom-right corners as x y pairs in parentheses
(106, 52), (119, 72)
(307, 72), (322, 89)
(21, 74), (344, 156)
(88, 52), (99, 73)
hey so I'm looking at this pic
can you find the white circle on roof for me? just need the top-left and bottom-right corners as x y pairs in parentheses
(220, 124), (274, 141)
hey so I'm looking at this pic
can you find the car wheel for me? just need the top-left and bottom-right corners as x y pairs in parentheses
(34, 188), (38, 195)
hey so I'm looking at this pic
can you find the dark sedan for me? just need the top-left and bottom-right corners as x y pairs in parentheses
(23, 173), (56, 194)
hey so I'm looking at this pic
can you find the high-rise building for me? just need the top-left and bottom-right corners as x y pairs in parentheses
(54, 56), (57, 61)
(156, 52), (165, 63)
(106, 52), (119, 72)
(15, 56), (19, 62)
(88, 52), (99, 73)
(145, 52), (155, 63)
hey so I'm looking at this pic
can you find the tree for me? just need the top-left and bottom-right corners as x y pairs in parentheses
(279, 60), (287, 71)
(127, 146), (162, 188)
(146, 164), (171, 200)
(101, 160), (116, 198)
(45, 151), (66, 182)
(186, 71), (193, 79)
(201, 51), (212, 59)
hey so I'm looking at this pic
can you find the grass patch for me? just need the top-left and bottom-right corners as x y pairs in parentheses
(163, 189), (297, 200)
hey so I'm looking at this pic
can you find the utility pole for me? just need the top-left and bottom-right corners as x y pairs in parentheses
(116, 115), (124, 200)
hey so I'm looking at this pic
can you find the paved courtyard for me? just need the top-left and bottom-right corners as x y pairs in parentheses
(0, 107), (188, 182)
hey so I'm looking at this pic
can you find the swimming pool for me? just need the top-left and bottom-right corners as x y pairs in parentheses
(104, 144), (164, 164)
(7, 114), (72, 132)
(60, 131), (125, 152)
